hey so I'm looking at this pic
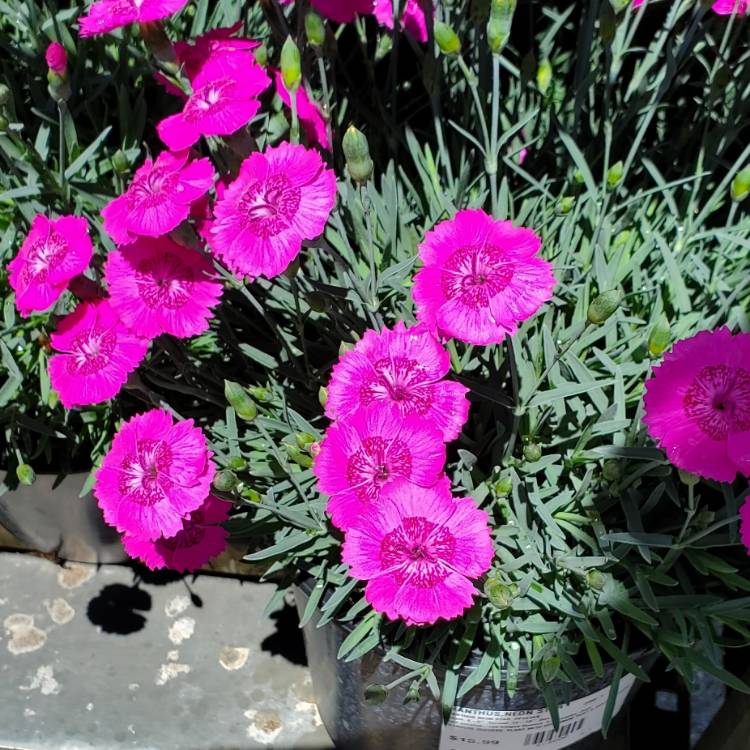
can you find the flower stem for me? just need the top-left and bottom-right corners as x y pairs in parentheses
(290, 92), (300, 144)
(457, 54), (491, 164)
(489, 53), (501, 216)
(57, 101), (66, 188)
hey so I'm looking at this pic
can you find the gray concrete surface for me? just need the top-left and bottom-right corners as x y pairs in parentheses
(0, 552), (334, 750)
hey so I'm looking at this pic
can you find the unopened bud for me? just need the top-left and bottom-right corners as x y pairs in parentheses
(434, 22), (461, 55)
(295, 432), (317, 451)
(227, 456), (248, 471)
(484, 579), (518, 609)
(280, 36), (302, 92)
(364, 684), (388, 705)
(609, 0), (631, 11)
(249, 386), (272, 402)
(0, 83), (10, 108)
(523, 442), (542, 462)
(647, 315), (670, 357)
(587, 289), (623, 324)
(602, 459), (621, 482)
(318, 386), (328, 408)
(487, 0), (516, 54)
(342, 125), (373, 183)
(111, 149), (130, 175)
(305, 11), (326, 48)
(536, 58), (552, 96)
(16, 463), (36, 486)
(606, 160), (624, 188)
(253, 43), (268, 67)
(586, 570), (608, 591)
(213, 469), (239, 492)
(224, 380), (257, 421)
(556, 196), (575, 214)
(286, 445), (313, 468)
(494, 474), (512, 496)
(678, 469), (700, 486)
(45, 42), (68, 76)
(731, 166), (750, 202)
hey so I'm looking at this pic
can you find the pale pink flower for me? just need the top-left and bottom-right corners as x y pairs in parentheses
(209, 141), (336, 279)
(643, 327), (750, 483)
(48, 299), (149, 408)
(279, 0), (372, 23)
(326, 321), (469, 441)
(272, 68), (330, 151)
(79, 0), (189, 37)
(95, 408), (216, 541)
(412, 209), (556, 346)
(373, 0), (429, 42)
(8, 215), (93, 316)
(157, 46), (269, 150)
(45, 42), (67, 74)
(122, 495), (230, 571)
(104, 236), (223, 339)
(102, 151), (214, 245)
(313, 406), (446, 530)
(342, 479), (494, 626)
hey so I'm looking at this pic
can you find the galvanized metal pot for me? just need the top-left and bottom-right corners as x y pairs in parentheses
(295, 581), (645, 750)
(0, 472), (126, 563)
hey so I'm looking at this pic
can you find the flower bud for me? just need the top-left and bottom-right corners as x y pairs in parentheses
(731, 166), (750, 202)
(494, 474), (512, 496)
(224, 380), (257, 421)
(45, 42), (68, 76)
(606, 160), (624, 188)
(375, 33), (393, 62)
(404, 683), (421, 704)
(484, 579), (518, 609)
(609, 0), (631, 11)
(213, 469), (239, 492)
(342, 125), (373, 184)
(587, 289), (623, 324)
(280, 36), (302, 93)
(249, 386), (272, 402)
(286, 445), (313, 468)
(556, 196), (575, 215)
(111, 149), (130, 175)
(241, 487), (262, 503)
(542, 655), (561, 683)
(227, 455), (248, 471)
(364, 684), (388, 705)
(318, 386), (328, 408)
(586, 570), (608, 591)
(16, 463), (36, 486)
(573, 167), (585, 185)
(434, 22), (461, 55)
(0, 83), (10, 108)
(253, 43), (268, 67)
(523, 442), (542, 462)
(536, 58), (552, 96)
(678, 469), (700, 486)
(487, 0), (516, 54)
(339, 341), (354, 357)
(647, 315), (670, 357)
(602, 459), (621, 482)
(283, 256), (300, 279)
(305, 10), (326, 48)
(295, 432), (317, 451)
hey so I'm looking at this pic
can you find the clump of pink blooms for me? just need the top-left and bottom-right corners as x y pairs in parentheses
(79, 0), (189, 37)
(413, 209), (556, 346)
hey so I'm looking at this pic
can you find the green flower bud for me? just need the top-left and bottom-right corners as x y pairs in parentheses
(523, 442), (542, 462)
(224, 380), (257, 421)
(286, 445), (313, 468)
(731, 166), (750, 202)
(606, 160), (624, 188)
(404, 683), (421, 704)
(47, 72), (71, 103)
(111, 149), (130, 175)
(48, 389), (59, 409)
(249, 386), (272, 402)
(541, 655), (561, 683)
(364, 684), (388, 705)
(678, 469), (700, 486)
(295, 432), (317, 450)
(587, 289), (623, 325)
(342, 125), (374, 184)
(434, 22), (461, 55)
(213, 469), (239, 492)
(602, 459), (621, 482)
(573, 167), (585, 185)
(16, 463), (36, 486)
(280, 36), (302, 93)
(494, 474), (512, 496)
(586, 570), (607, 591)
(227, 455), (248, 471)
(556, 196), (575, 215)
(647, 315), (670, 357)
(484, 579), (518, 609)
(253, 43), (268, 67)
(318, 386), (328, 408)
(241, 487), (262, 503)
(305, 10), (326, 48)
(284, 257), (301, 279)
(487, 0), (516, 54)
(339, 341), (354, 357)
(375, 33), (393, 62)
(536, 58), (552, 96)
(0, 83), (10, 107)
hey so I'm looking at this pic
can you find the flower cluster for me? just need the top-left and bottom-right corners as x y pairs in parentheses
(95, 409), (229, 571)
(315, 321), (493, 625)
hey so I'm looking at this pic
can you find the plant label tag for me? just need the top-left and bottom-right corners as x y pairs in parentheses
(438, 674), (636, 750)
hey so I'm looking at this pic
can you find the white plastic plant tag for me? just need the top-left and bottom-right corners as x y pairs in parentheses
(438, 674), (636, 750)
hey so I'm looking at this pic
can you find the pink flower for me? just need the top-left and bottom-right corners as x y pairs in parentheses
(412, 209), (556, 346)
(326, 322), (469, 441)
(373, 0), (429, 42)
(102, 151), (214, 245)
(209, 142), (336, 279)
(122, 495), (230, 571)
(157, 46), (269, 150)
(643, 327), (750, 483)
(48, 299), (149, 408)
(272, 69), (330, 151)
(79, 0), (189, 36)
(741, 499), (750, 554)
(342, 479), (494, 626)
(45, 42), (67, 74)
(712, 0), (748, 13)
(313, 406), (446, 530)
(95, 408), (216, 541)
(8, 215), (93, 316)
(172, 23), (260, 81)
(104, 236), (223, 339)
(279, 0), (372, 23)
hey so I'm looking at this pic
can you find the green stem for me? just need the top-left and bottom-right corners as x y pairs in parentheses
(289, 90), (300, 144)
(360, 184), (377, 306)
(503, 335), (522, 462)
(57, 101), (66, 187)
(489, 53), (501, 216)
(457, 55), (491, 158)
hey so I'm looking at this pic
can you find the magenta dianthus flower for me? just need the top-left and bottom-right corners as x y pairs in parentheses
(373, 0), (429, 42)
(209, 142), (336, 279)
(122, 494), (230, 571)
(279, 0), (372, 23)
(412, 209), (556, 346)
(45, 42), (67, 74)
(95, 409), (216, 541)
(314, 406), (446, 530)
(643, 327), (750, 483)
(342, 480), (494, 626)
(102, 151), (214, 245)
(8, 215), (93, 317)
(48, 299), (149, 408)
(326, 322), (469, 441)
(104, 236), (223, 340)
(79, 0), (189, 37)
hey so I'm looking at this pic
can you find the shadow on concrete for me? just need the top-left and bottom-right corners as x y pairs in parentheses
(261, 601), (308, 667)
(87, 583), (152, 635)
